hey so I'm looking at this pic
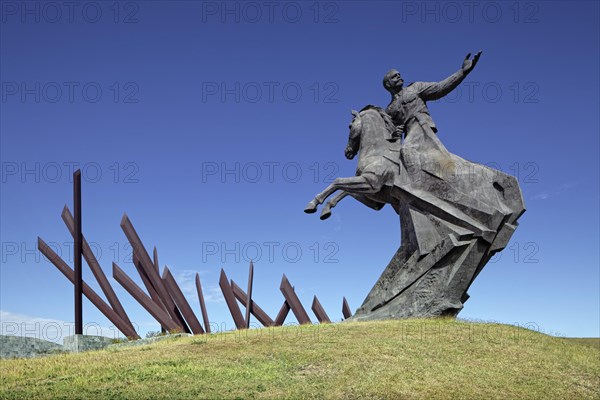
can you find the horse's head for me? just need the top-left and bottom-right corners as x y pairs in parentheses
(345, 110), (361, 160)
(345, 106), (396, 160)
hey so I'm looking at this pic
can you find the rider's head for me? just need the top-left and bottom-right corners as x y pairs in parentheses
(383, 69), (404, 94)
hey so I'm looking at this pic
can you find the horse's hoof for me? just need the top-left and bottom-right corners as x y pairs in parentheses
(320, 210), (332, 220)
(304, 200), (318, 214)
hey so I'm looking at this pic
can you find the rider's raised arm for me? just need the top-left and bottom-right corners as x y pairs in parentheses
(419, 51), (481, 101)
(417, 68), (467, 101)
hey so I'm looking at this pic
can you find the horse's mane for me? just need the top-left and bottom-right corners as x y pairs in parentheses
(358, 104), (396, 134)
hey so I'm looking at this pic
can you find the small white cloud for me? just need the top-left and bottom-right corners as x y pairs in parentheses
(173, 269), (198, 298)
(333, 213), (343, 232)
(558, 182), (578, 191)
(532, 191), (550, 200)
(171, 269), (224, 304)
(532, 182), (578, 201)
(203, 285), (225, 304)
(173, 269), (225, 304)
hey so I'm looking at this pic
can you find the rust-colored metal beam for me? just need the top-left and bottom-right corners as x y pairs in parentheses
(280, 275), (311, 325)
(61, 206), (136, 335)
(120, 214), (184, 330)
(73, 170), (82, 335)
(162, 267), (204, 334)
(244, 261), (254, 328)
(132, 253), (189, 333)
(132, 251), (171, 330)
(195, 273), (211, 333)
(342, 297), (352, 320)
(38, 237), (139, 339)
(153, 246), (160, 274)
(273, 300), (291, 326)
(113, 262), (180, 332)
(230, 280), (274, 327)
(219, 269), (245, 330)
(153, 248), (165, 334)
(273, 285), (295, 326)
(311, 296), (331, 323)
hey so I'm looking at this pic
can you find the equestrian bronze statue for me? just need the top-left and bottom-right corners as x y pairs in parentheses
(305, 52), (526, 319)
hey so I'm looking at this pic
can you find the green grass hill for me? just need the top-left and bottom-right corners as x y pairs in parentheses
(1, 319), (598, 399)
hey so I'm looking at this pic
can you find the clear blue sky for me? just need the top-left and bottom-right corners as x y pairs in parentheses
(1, 1), (598, 340)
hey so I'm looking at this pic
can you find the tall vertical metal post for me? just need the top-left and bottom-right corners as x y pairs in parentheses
(245, 261), (254, 329)
(73, 169), (83, 335)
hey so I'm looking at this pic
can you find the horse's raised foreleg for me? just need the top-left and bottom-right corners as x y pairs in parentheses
(320, 191), (349, 220)
(304, 175), (381, 214)
(320, 191), (387, 220)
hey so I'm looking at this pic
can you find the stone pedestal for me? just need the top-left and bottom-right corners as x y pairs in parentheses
(63, 335), (113, 353)
(353, 154), (525, 320)
(0, 335), (65, 359)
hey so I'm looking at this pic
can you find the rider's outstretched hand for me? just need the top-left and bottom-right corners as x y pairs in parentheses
(462, 51), (482, 73)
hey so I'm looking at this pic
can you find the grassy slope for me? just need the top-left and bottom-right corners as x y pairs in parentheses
(1, 319), (598, 399)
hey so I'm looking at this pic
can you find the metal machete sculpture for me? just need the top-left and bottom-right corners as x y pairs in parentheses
(305, 51), (525, 320)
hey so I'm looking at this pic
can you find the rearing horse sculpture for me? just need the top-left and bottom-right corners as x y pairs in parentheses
(304, 53), (525, 320)
(304, 106), (398, 220)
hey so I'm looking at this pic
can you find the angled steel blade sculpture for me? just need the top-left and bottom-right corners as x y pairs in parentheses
(136, 253), (190, 333)
(244, 261), (254, 328)
(113, 262), (181, 332)
(219, 269), (246, 330)
(61, 206), (136, 334)
(134, 249), (191, 332)
(311, 296), (331, 323)
(132, 251), (172, 331)
(342, 297), (352, 320)
(121, 214), (186, 331)
(280, 275), (311, 325)
(38, 238), (139, 339)
(230, 280), (274, 327)
(162, 267), (204, 334)
(152, 247), (167, 334)
(195, 273), (211, 333)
